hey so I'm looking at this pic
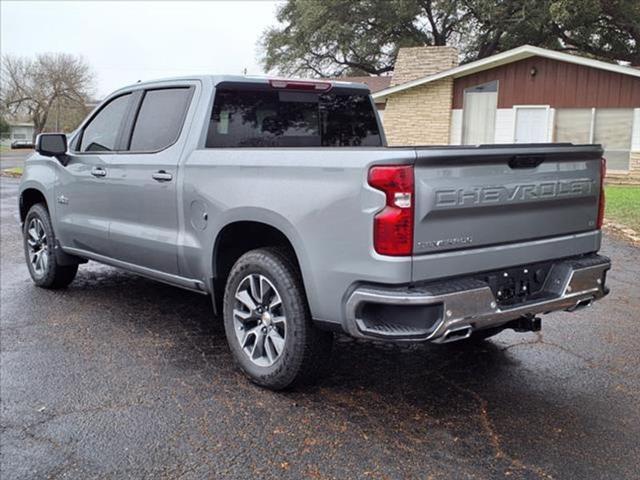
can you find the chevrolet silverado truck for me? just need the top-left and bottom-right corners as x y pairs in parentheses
(19, 75), (610, 389)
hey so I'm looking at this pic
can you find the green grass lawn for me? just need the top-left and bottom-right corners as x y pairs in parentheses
(605, 186), (640, 231)
(1, 166), (23, 177)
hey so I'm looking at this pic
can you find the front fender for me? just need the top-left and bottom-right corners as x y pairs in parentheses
(18, 155), (60, 225)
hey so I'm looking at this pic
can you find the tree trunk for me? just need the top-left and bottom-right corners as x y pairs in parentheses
(32, 118), (44, 143)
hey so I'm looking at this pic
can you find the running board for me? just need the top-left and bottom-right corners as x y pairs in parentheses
(62, 247), (208, 294)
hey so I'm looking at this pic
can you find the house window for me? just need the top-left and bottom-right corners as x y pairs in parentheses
(552, 108), (633, 171)
(12, 133), (27, 140)
(514, 106), (550, 143)
(462, 81), (498, 145)
(554, 109), (592, 144)
(593, 109), (633, 172)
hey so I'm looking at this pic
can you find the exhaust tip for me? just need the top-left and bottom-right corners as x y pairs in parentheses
(441, 325), (473, 343)
(566, 297), (594, 312)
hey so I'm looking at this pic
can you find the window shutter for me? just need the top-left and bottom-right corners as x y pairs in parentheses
(594, 109), (633, 171)
(554, 109), (592, 144)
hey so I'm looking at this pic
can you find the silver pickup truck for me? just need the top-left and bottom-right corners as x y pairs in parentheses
(19, 75), (610, 389)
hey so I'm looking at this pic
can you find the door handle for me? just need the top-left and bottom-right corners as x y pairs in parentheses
(152, 170), (173, 182)
(91, 167), (107, 177)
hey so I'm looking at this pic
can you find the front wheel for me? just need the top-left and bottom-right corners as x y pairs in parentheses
(223, 247), (333, 390)
(23, 203), (78, 289)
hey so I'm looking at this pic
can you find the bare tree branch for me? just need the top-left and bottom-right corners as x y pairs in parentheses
(1, 53), (94, 140)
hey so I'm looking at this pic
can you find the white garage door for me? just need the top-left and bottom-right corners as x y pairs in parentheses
(462, 81), (498, 145)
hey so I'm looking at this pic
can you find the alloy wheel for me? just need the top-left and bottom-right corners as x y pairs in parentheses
(26, 218), (49, 278)
(233, 274), (286, 367)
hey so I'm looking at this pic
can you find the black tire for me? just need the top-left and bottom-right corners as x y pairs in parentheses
(23, 203), (78, 289)
(223, 247), (333, 390)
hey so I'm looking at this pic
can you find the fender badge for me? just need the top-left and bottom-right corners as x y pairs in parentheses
(57, 194), (69, 205)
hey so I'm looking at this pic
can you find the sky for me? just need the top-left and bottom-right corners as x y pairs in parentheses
(1, 0), (282, 99)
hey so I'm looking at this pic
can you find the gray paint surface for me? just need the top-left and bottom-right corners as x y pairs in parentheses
(19, 75), (605, 330)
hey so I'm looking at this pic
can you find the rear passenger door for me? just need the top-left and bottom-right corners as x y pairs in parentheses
(105, 86), (194, 274)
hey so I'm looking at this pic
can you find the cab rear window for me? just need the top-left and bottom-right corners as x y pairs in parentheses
(206, 86), (381, 148)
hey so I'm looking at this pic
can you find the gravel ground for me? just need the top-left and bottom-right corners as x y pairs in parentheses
(1, 175), (639, 479)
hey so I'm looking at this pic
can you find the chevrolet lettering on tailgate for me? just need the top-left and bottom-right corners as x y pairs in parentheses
(434, 179), (595, 208)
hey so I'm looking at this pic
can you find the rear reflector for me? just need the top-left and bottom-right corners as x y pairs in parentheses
(368, 165), (414, 256)
(597, 157), (606, 229)
(269, 79), (332, 91)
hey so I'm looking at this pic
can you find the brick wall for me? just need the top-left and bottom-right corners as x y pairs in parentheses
(383, 78), (453, 146)
(390, 47), (458, 86)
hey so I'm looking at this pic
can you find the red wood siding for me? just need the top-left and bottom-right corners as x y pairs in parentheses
(452, 56), (640, 109)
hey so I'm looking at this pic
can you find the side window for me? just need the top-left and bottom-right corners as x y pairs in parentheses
(129, 88), (192, 151)
(80, 94), (131, 152)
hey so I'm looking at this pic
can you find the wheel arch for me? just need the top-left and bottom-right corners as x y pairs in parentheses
(19, 187), (49, 223)
(19, 182), (84, 267)
(211, 216), (312, 314)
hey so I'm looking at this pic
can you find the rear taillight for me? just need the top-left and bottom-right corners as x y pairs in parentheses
(368, 165), (414, 256)
(597, 157), (606, 229)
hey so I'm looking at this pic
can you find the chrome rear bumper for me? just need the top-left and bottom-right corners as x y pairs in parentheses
(344, 255), (610, 343)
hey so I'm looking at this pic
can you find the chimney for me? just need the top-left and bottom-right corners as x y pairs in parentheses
(390, 46), (458, 87)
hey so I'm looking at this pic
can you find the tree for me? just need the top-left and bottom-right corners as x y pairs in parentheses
(457, 0), (561, 61)
(261, 0), (640, 77)
(261, 0), (468, 77)
(460, 0), (639, 63)
(0, 115), (9, 137)
(550, 0), (640, 64)
(1, 53), (94, 140)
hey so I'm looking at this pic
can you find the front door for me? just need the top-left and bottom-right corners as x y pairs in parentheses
(515, 107), (549, 143)
(56, 92), (134, 255)
(105, 87), (193, 275)
(462, 81), (498, 145)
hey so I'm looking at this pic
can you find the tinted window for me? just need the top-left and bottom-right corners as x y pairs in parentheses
(129, 88), (192, 151)
(80, 94), (131, 152)
(206, 87), (381, 147)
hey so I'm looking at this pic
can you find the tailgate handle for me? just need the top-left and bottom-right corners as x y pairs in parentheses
(508, 155), (544, 169)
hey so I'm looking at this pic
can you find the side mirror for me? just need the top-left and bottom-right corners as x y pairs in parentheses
(35, 133), (69, 165)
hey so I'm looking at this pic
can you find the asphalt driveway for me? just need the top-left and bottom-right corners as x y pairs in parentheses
(1, 175), (639, 479)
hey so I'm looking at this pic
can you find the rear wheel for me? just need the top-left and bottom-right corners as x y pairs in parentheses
(23, 203), (78, 289)
(223, 247), (333, 390)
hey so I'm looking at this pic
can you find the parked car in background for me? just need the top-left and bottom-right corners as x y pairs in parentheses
(18, 75), (610, 390)
(11, 140), (35, 149)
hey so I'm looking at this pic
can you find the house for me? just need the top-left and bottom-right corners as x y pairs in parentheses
(1, 120), (35, 145)
(371, 45), (640, 177)
(333, 75), (392, 95)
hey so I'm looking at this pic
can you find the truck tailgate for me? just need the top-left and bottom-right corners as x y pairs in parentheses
(412, 145), (604, 255)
